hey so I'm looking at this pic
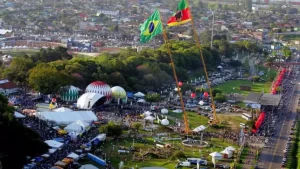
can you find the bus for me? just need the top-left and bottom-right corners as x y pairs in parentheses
(242, 113), (252, 121)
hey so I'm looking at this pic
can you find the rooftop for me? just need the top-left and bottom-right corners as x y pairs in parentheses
(244, 92), (282, 106)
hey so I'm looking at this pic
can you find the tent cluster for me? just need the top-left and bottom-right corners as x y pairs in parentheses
(271, 68), (286, 94)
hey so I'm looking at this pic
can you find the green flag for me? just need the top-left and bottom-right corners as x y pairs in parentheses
(140, 9), (163, 43)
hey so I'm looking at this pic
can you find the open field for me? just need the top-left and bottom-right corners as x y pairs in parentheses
(168, 111), (247, 132)
(213, 80), (272, 95)
(256, 65), (277, 81)
(0, 49), (39, 57)
(85, 136), (238, 169)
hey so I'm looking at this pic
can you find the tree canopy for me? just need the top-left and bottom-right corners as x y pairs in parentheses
(0, 94), (49, 169)
(2, 40), (263, 94)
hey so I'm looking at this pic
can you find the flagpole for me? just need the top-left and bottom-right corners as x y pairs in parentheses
(186, 1), (219, 124)
(158, 10), (190, 134)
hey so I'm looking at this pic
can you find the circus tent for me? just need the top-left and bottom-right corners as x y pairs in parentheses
(85, 81), (112, 104)
(60, 85), (80, 102)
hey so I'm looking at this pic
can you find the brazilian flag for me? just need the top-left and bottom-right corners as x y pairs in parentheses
(140, 9), (163, 43)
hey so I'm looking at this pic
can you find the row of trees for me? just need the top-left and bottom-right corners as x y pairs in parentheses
(0, 40), (263, 95)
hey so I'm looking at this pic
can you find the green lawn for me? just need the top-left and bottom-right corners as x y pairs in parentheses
(169, 111), (209, 129)
(1, 49), (39, 57)
(214, 80), (272, 95)
(256, 65), (277, 81)
(89, 136), (238, 169)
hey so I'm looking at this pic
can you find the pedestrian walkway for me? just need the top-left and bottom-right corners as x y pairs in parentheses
(242, 148), (258, 169)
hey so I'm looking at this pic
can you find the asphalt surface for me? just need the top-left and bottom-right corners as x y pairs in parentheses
(257, 79), (299, 169)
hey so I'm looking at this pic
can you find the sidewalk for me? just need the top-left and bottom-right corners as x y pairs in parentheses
(241, 147), (258, 169)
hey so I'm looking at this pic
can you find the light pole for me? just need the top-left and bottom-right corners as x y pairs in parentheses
(210, 11), (215, 49)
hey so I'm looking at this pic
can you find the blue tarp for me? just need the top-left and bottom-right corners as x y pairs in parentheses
(127, 92), (133, 98)
(87, 153), (106, 166)
(53, 138), (64, 143)
(34, 157), (43, 162)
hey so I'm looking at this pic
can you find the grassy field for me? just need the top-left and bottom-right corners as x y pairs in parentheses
(168, 111), (209, 129)
(168, 111), (246, 132)
(85, 136), (238, 169)
(0, 49), (39, 57)
(256, 65), (277, 81)
(214, 80), (272, 95)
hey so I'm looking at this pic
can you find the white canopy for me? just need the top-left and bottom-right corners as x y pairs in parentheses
(220, 149), (233, 158)
(52, 107), (73, 112)
(173, 109), (183, 113)
(220, 149), (233, 155)
(199, 100), (205, 105)
(134, 92), (145, 97)
(80, 164), (98, 169)
(225, 146), (236, 152)
(193, 125), (207, 132)
(209, 152), (223, 160)
(67, 152), (80, 161)
(143, 111), (152, 116)
(137, 99), (146, 103)
(45, 140), (64, 149)
(36, 111), (97, 125)
(161, 119), (169, 126)
(161, 108), (168, 114)
(64, 120), (90, 133)
(77, 93), (105, 109)
(48, 149), (57, 154)
(14, 112), (25, 118)
(217, 65), (223, 69)
(144, 116), (155, 121)
(90, 134), (107, 143)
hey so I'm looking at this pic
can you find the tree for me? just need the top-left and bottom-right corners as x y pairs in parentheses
(132, 122), (142, 133)
(215, 93), (227, 102)
(229, 60), (242, 68)
(28, 65), (72, 94)
(99, 122), (122, 138)
(212, 89), (222, 97)
(282, 46), (292, 59)
(0, 94), (49, 169)
(4, 56), (34, 85)
(244, 0), (252, 12)
(145, 93), (161, 102)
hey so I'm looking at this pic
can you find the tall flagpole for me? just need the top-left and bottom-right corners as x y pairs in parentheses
(158, 10), (190, 134)
(186, 1), (219, 124)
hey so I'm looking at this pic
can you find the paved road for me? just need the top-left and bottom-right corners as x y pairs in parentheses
(257, 82), (299, 169)
(249, 57), (257, 76)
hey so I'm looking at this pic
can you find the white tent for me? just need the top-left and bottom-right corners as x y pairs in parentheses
(226, 146), (236, 152)
(209, 152), (223, 160)
(44, 140), (64, 149)
(173, 109), (183, 113)
(161, 108), (168, 114)
(217, 65), (223, 69)
(144, 116), (155, 121)
(14, 112), (25, 118)
(193, 125), (207, 132)
(67, 152), (80, 161)
(143, 111), (152, 116)
(134, 92), (145, 97)
(137, 99), (146, 103)
(161, 118), (169, 126)
(80, 164), (98, 169)
(90, 134), (107, 143)
(52, 107), (73, 112)
(36, 111), (97, 125)
(64, 120), (90, 133)
(220, 149), (233, 158)
(48, 149), (57, 154)
(77, 93), (105, 109)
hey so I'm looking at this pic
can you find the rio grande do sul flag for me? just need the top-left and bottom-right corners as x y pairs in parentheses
(140, 9), (163, 43)
(167, 0), (192, 26)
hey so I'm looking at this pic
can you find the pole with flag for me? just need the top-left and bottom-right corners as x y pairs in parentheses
(140, 9), (190, 133)
(167, 0), (219, 124)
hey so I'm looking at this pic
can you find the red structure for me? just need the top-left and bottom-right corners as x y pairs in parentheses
(252, 112), (266, 133)
(270, 68), (286, 94)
